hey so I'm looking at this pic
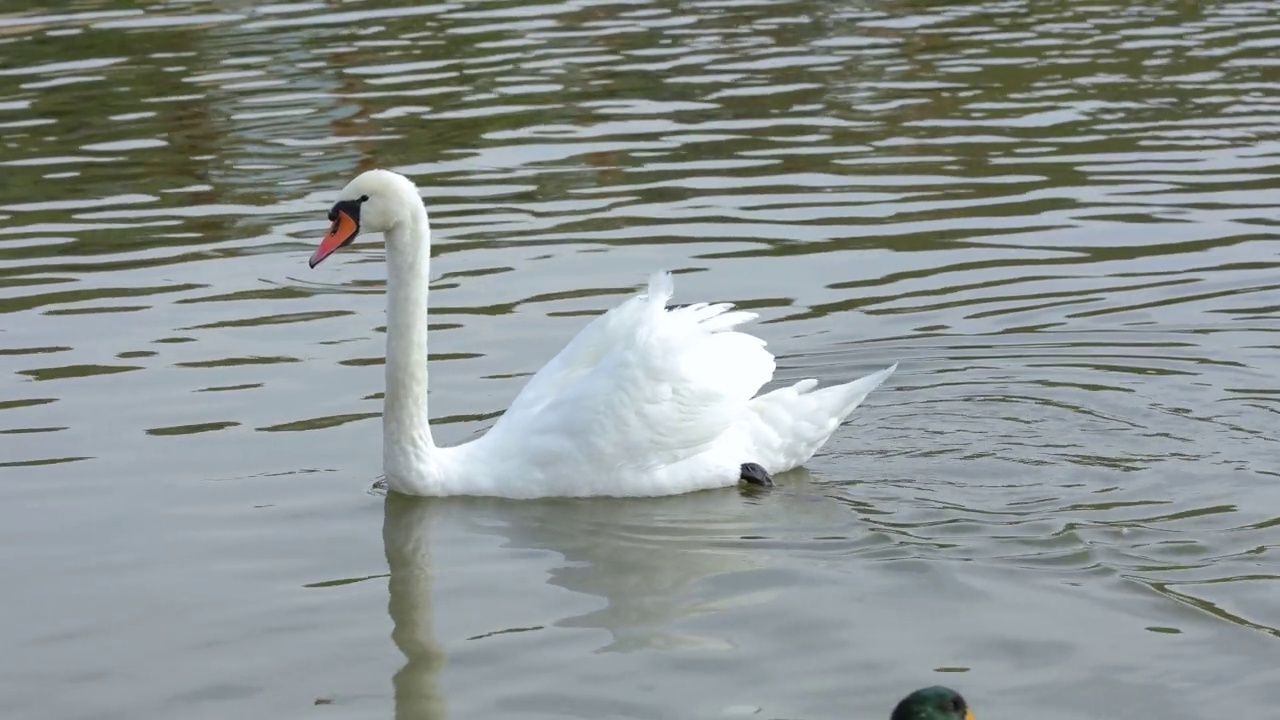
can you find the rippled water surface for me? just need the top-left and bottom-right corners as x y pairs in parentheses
(2, 1), (1279, 718)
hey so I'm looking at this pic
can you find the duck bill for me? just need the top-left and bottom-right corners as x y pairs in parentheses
(309, 210), (359, 268)
(965, 711), (975, 720)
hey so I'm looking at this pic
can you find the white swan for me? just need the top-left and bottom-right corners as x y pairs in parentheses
(308, 169), (897, 498)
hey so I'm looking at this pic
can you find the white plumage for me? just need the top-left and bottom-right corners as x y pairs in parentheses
(308, 169), (897, 499)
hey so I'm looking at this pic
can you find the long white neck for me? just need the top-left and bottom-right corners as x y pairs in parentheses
(382, 204), (438, 487)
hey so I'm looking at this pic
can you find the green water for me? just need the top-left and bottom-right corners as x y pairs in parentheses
(1, 1), (1278, 718)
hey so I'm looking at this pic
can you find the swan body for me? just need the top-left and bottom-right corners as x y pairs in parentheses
(309, 169), (896, 499)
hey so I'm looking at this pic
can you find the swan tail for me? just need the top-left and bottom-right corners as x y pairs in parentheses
(812, 362), (897, 419)
(746, 363), (897, 473)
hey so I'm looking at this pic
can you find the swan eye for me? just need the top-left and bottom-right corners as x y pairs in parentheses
(359, 194), (369, 202)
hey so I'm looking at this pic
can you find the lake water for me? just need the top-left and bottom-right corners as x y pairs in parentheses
(2, 1), (1278, 718)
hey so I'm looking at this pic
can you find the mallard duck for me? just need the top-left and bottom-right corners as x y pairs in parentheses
(890, 686), (973, 720)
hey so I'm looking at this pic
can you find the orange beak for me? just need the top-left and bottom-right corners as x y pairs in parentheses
(965, 710), (975, 720)
(309, 209), (359, 268)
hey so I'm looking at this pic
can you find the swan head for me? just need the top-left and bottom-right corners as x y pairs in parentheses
(309, 169), (424, 268)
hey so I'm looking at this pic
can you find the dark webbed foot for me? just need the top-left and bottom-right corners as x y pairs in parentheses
(739, 462), (774, 487)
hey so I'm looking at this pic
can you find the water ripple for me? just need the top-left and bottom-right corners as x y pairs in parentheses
(1, 0), (1279, 718)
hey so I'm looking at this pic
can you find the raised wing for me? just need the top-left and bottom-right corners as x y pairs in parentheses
(490, 273), (669, 434)
(494, 272), (777, 474)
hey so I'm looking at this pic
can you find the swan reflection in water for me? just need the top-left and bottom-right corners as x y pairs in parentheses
(383, 493), (448, 720)
(380, 479), (803, 718)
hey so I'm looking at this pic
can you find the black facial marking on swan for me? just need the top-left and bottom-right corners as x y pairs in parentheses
(328, 198), (365, 224)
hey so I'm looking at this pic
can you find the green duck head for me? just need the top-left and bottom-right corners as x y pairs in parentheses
(889, 686), (973, 720)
